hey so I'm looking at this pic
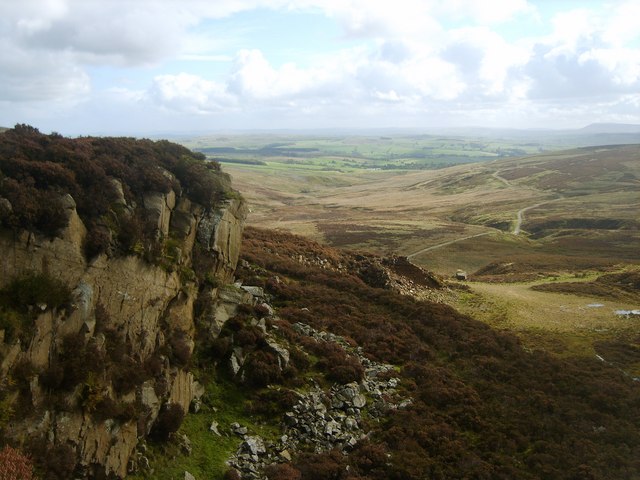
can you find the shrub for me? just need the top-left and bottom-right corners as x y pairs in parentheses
(296, 450), (347, 480)
(223, 468), (241, 480)
(0, 445), (35, 480)
(150, 403), (185, 441)
(0, 272), (71, 313)
(264, 463), (302, 480)
(111, 357), (147, 395)
(169, 330), (192, 367)
(39, 363), (64, 390)
(84, 224), (111, 259)
(10, 359), (37, 395)
(57, 333), (91, 390)
(41, 444), (76, 480)
(208, 337), (232, 361)
(144, 354), (164, 377)
(244, 350), (282, 388)
(0, 126), (233, 257)
(313, 343), (364, 384)
(0, 308), (27, 344)
(248, 389), (298, 417)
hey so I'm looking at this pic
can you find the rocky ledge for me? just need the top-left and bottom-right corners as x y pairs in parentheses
(227, 322), (411, 479)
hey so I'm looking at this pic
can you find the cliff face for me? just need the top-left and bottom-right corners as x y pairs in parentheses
(0, 181), (246, 477)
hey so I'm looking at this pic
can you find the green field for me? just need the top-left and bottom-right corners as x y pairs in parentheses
(179, 134), (556, 172)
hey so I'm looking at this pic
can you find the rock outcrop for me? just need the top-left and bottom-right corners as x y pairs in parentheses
(227, 322), (411, 479)
(0, 183), (246, 477)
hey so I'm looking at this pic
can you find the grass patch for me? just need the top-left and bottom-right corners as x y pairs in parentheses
(129, 375), (281, 480)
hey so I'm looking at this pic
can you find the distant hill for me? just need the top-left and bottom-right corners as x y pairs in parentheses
(0, 127), (9, 133)
(578, 122), (640, 134)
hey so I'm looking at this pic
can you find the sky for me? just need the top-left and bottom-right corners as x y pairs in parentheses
(1, 0), (639, 135)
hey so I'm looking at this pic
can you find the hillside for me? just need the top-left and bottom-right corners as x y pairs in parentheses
(223, 143), (640, 275)
(0, 125), (247, 478)
(230, 227), (640, 480)
(1, 127), (640, 479)
(579, 123), (640, 134)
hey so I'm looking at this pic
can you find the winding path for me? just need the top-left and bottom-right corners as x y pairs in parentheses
(407, 232), (492, 259)
(512, 196), (564, 235)
(513, 202), (547, 235)
(492, 170), (512, 188)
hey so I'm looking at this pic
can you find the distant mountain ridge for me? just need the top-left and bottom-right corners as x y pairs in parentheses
(578, 122), (640, 134)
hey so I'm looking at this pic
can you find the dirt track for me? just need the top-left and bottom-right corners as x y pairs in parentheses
(407, 232), (492, 259)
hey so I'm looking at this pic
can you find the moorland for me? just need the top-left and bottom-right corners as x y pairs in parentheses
(182, 129), (640, 366)
(1, 125), (639, 479)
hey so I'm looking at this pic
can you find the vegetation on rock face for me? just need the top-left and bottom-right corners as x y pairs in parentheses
(0, 125), (244, 479)
(235, 227), (640, 480)
(0, 445), (35, 480)
(0, 124), (232, 257)
(0, 271), (71, 344)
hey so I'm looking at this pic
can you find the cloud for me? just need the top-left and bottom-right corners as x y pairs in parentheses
(148, 73), (235, 114)
(442, 28), (530, 98)
(0, 39), (90, 102)
(437, 0), (534, 25)
(521, 7), (640, 100)
(1, 0), (639, 131)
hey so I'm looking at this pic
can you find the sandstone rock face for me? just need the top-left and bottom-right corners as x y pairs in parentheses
(197, 198), (248, 284)
(0, 189), (246, 478)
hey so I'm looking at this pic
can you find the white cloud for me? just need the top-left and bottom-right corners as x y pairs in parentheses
(602, 0), (640, 47)
(444, 27), (530, 96)
(519, 6), (640, 101)
(0, 39), (90, 102)
(0, 0), (639, 131)
(438, 0), (534, 25)
(579, 48), (640, 86)
(312, 0), (441, 39)
(149, 73), (235, 114)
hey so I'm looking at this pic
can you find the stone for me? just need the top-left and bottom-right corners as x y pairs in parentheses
(0, 197), (12, 215)
(257, 302), (274, 317)
(143, 191), (173, 237)
(324, 420), (340, 436)
(110, 179), (127, 205)
(196, 198), (248, 284)
(240, 285), (265, 298)
(345, 417), (358, 430)
(229, 355), (241, 376)
(265, 337), (290, 368)
(280, 449), (292, 461)
(170, 210), (195, 239)
(352, 394), (367, 409)
(185, 471), (196, 480)
(242, 436), (266, 456)
(257, 318), (267, 333)
(232, 423), (248, 436)
(179, 434), (192, 455)
(209, 421), (221, 436)
(0, 167), (251, 479)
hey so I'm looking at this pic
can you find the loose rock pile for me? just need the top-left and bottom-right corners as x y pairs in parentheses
(227, 322), (411, 479)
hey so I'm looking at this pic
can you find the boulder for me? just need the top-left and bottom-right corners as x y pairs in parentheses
(242, 436), (266, 456)
(240, 285), (265, 298)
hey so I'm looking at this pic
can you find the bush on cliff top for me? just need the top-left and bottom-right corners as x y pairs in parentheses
(0, 124), (232, 256)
